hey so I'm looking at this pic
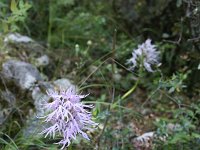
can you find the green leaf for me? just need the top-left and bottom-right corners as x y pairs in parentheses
(19, 0), (25, 9)
(169, 132), (190, 144)
(10, 0), (18, 12)
(2, 21), (9, 33)
(192, 133), (200, 138)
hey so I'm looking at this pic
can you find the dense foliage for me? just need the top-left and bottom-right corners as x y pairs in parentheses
(0, 0), (200, 149)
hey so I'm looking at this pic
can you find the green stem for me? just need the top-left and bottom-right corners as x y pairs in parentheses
(120, 54), (143, 100)
(48, 0), (52, 48)
(83, 101), (129, 110)
(68, 144), (73, 150)
(121, 79), (139, 100)
(83, 101), (141, 116)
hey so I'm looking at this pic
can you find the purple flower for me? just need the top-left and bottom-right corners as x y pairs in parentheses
(127, 39), (160, 72)
(40, 87), (97, 149)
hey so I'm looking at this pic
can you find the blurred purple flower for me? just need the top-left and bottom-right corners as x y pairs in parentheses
(40, 87), (97, 149)
(127, 39), (160, 72)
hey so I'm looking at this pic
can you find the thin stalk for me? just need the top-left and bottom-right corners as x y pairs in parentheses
(120, 58), (143, 100)
(121, 79), (139, 100)
(83, 101), (131, 111)
(48, 0), (52, 48)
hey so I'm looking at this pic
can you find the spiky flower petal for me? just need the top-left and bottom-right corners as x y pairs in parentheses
(127, 39), (160, 72)
(40, 87), (97, 149)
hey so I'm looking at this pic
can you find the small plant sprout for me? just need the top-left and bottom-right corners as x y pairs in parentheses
(87, 40), (92, 46)
(127, 39), (160, 72)
(40, 87), (97, 149)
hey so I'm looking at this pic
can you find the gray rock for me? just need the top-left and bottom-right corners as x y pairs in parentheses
(1, 60), (42, 90)
(32, 87), (49, 116)
(38, 81), (54, 92)
(53, 78), (76, 90)
(23, 115), (42, 138)
(35, 55), (50, 67)
(32, 82), (54, 116)
(4, 33), (33, 43)
(3, 33), (45, 58)
(24, 82), (54, 137)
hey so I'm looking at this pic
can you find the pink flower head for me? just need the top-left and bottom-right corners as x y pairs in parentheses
(127, 39), (160, 72)
(40, 87), (97, 149)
